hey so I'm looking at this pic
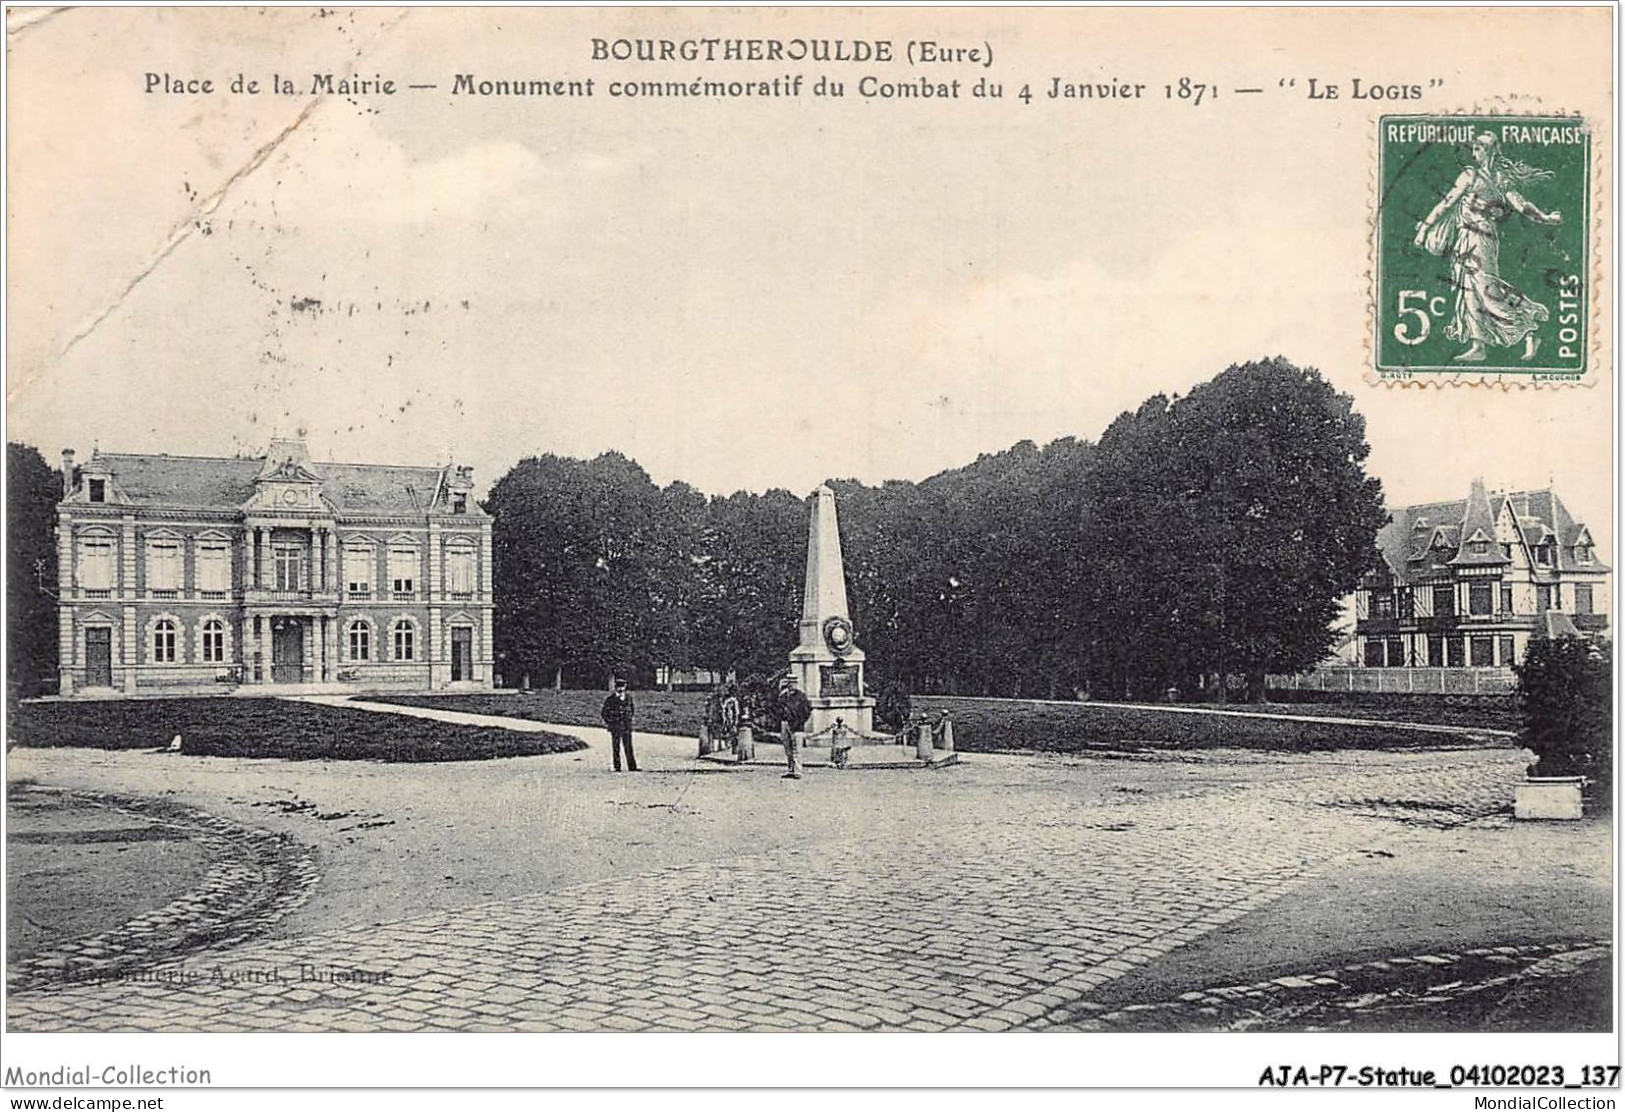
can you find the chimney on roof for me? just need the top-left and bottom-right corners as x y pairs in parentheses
(61, 448), (75, 499)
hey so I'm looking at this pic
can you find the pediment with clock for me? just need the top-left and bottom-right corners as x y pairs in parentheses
(243, 437), (328, 514)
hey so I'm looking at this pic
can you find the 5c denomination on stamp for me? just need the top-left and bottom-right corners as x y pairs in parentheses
(1375, 115), (1590, 381)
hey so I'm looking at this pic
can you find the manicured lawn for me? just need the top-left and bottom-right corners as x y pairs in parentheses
(915, 696), (1510, 753)
(372, 690), (707, 735)
(8, 698), (585, 762)
(367, 690), (1512, 753)
(1258, 696), (1522, 731)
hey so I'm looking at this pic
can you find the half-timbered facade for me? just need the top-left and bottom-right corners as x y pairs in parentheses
(55, 438), (493, 696)
(1354, 480), (1610, 669)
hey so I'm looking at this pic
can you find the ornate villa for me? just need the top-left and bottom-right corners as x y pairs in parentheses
(55, 438), (493, 696)
(1354, 480), (1610, 670)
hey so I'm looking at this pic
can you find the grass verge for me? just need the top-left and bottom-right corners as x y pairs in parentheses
(9, 698), (586, 762)
(365, 690), (1512, 753)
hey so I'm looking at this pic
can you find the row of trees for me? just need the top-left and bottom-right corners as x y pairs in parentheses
(491, 359), (1390, 701)
(8, 442), (61, 697)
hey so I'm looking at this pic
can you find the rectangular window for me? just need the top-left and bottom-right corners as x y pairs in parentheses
(1427, 635), (1444, 667)
(1447, 637), (1466, 667)
(88, 478), (105, 503)
(1470, 637), (1495, 667)
(1432, 586), (1456, 617)
(1371, 591), (1395, 619)
(147, 538), (181, 594)
(389, 548), (417, 597)
(1364, 640), (1385, 668)
(1500, 584), (1514, 614)
(1576, 545), (1593, 565)
(79, 536), (115, 592)
(1468, 583), (1492, 616)
(1537, 545), (1554, 567)
(1397, 588), (1415, 620)
(1536, 584), (1552, 610)
(273, 544), (305, 592)
(1574, 584), (1594, 615)
(447, 547), (476, 596)
(1498, 636), (1516, 667)
(345, 545), (375, 596)
(197, 540), (231, 596)
(452, 493), (468, 515)
(1386, 639), (1405, 667)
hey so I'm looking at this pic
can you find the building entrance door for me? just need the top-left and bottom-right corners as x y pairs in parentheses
(272, 619), (305, 683)
(451, 627), (473, 682)
(85, 628), (113, 687)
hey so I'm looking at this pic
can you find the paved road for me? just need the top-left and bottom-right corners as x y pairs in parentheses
(8, 713), (1530, 1031)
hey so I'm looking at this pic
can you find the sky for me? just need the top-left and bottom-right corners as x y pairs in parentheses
(6, 7), (1614, 546)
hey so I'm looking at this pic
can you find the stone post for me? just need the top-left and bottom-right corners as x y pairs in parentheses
(938, 715), (955, 754)
(737, 723), (755, 762)
(914, 718), (933, 761)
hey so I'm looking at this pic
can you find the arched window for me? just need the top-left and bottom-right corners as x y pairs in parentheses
(152, 619), (178, 663)
(347, 620), (372, 662)
(392, 619), (416, 661)
(200, 619), (227, 663)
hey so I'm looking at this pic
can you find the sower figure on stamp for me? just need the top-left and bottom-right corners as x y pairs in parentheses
(1414, 132), (1562, 363)
(601, 678), (638, 772)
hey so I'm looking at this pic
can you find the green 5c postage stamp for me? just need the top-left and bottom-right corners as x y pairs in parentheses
(1375, 115), (1590, 381)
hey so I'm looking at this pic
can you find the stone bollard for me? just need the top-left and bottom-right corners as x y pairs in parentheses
(698, 721), (713, 757)
(736, 723), (755, 762)
(914, 719), (933, 761)
(938, 715), (955, 754)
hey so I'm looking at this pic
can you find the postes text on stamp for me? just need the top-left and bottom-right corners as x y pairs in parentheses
(1375, 115), (1590, 381)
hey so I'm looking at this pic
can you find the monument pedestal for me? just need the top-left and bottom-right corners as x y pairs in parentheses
(790, 644), (875, 739)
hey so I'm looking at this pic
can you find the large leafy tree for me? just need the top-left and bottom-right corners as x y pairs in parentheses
(8, 442), (60, 699)
(487, 451), (668, 688)
(1085, 359), (1387, 699)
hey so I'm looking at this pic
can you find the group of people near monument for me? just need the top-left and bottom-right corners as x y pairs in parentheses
(600, 677), (815, 778)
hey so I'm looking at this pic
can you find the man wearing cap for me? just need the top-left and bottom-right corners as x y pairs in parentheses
(601, 678), (638, 772)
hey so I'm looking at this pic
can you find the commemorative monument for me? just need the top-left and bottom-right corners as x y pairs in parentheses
(788, 484), (876, 737)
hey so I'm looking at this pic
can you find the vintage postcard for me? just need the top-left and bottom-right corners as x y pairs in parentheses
(2, 4), (1615, 1101)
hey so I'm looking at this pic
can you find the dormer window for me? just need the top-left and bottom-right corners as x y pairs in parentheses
(452, 493), (468, 515)
(1537, 544), (1554, 567)
(1576, 545), (1593, 565)
(88, 479), (106, 503)
(1469, 540), (1489, 555)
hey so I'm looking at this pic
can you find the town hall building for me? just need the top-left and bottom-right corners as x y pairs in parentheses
(55, 438), (493, 696)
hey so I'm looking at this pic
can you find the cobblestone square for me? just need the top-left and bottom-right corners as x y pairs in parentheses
(5, 704), (1605, 1033)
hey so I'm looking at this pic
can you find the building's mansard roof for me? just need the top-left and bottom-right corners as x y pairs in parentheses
(65, 447), (483, 518)
(1374, 482), (1607, 585)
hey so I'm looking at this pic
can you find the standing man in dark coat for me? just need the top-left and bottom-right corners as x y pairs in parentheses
(602, 678), (638, 772)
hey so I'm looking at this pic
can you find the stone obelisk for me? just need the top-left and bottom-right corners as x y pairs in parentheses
(789, 485), (875, 737)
